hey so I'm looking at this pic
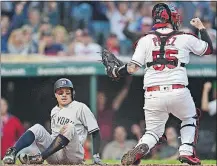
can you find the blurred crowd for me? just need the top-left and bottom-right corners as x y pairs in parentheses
(1, 1), (216, 56)
(1, 80), (216, 160)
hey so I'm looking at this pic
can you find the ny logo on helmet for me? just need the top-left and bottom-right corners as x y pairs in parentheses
(61, 80), (67, 85)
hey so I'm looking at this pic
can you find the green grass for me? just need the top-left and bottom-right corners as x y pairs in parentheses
(85, 160), (216, 164)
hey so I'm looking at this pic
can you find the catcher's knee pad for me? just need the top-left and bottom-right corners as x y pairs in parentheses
(60, 123), (76, 141)
(179, 108), (201, 155)
(136, 130), (160, 150)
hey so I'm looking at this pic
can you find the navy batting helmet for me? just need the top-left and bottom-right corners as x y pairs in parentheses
(152, 3), (180, 30)
(54, 78), (75, 99)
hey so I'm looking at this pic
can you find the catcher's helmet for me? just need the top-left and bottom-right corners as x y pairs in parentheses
(54, 78), (75, 99)
(152, 3), (180, 30)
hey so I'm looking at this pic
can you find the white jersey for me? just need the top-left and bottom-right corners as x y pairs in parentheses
(131, 28), (208, 89)
(50, 101), (99, 144)
(208, 99), (216, 116)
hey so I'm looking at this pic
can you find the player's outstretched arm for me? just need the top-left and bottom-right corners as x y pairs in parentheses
(201, 82), (212, 111)
(91, 130), (102, 165)
(112, 76), (132, 111)
(100, 43), (143, 80)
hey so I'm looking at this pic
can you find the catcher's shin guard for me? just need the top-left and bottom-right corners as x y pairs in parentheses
(179, 108), (201, 157)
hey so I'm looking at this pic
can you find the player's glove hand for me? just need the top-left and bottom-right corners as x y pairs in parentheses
(100, 49), (124, 81)
(93, 153), (102, 165)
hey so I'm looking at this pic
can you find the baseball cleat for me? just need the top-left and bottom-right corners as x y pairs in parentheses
(179, 155), (201, 165)
(3, 147), (17, 164)
(121, 143), (149, 165)
(18, 153), (44, 164)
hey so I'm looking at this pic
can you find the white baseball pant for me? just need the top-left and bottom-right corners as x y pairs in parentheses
(137, 85), (198, 156)
(28, 123), (84, 164)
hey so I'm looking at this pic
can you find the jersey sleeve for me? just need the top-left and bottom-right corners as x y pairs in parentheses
(185, 35), (208, 56)
(131, 36), (148, 67)
(80, 104), (99, 134)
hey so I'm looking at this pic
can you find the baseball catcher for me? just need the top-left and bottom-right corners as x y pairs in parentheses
(100, 3), (213, 165)
(3, 78), (102, 165)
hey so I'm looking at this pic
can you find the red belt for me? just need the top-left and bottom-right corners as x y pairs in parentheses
(146, 84), (185, 92)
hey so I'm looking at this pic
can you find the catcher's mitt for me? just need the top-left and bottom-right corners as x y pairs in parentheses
(100, 49), (124, 80)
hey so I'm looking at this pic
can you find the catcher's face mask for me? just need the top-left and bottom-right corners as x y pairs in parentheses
(152, 3), (181, 30)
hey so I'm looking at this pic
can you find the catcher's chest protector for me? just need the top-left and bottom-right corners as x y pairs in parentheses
(146, 30), (186, 68)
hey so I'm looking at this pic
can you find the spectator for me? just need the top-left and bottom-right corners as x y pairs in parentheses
(1, 2), (13, 16)
(44, 2), (60, 26)
(97, 77), (132, 144)
(201, 81), (216, 116)
(130, 2), (141, 19)
(123, 20), (143, 44)
(107, 2), (133, 41)
(201, 18), (216, 54)
(131, 124), (142, 141)
(102, 126), (137, 160)
(132, 3), (153, 31)
(106, 33), (120, 56)
(53, 25), (68, 50)
(1, 97), (25, 159)
(32, 17), (52, 43)
(11, 2), (26, 29)
(87, 2), (110, 45)
(156, 127), (179, 160)
(84, 136), (92, 160)
(195, 82), (216, 159)
(139, 17), (153, 34)
(1, 3), (27, 54)
(138, 3), (152, 18)
(1, 15), (10, 53)
(27, 8), (41, 33)
(74, 30), (101, 56)
(209, 2), (216, 29)
(73, 29), (84, 43)
(22, 25), (38, 54)
(123, 16), (152, 43)
(38, 30), (64, 56)
(67, 37), (76, 56)
(7, 29), (25, 54)
(70, 2), (92, 30)
(106, 2), (133, 55)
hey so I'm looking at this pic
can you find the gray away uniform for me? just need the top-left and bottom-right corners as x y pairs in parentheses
(28, 101), (99, 164)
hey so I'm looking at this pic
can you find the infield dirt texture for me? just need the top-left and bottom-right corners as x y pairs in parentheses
(2, 160), (216, 166)
(3, 164), (217, 166)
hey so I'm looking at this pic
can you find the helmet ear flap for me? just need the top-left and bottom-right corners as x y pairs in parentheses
(72, 88), (76, 100)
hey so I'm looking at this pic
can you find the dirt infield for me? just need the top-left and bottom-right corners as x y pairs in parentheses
(3, 164), (216, 166)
